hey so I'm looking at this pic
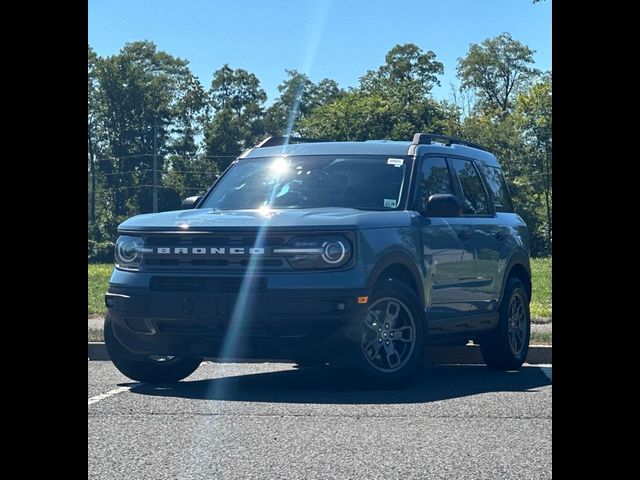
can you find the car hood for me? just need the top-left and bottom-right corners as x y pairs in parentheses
(118, 207), (413, 232)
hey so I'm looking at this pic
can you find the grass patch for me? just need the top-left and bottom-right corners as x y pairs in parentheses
(88, 328), (105, 342)
(88, 263), (112, 315)
(531, 330), (551, 345)
(530, 257), (552, 320)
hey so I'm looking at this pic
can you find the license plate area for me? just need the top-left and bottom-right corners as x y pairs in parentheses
(149, 293), (233, 320)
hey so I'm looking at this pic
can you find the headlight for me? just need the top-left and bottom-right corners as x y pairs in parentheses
(321, 240), (347, 264)
(114, 236), (147, 269)
(274, 236), (352, 269)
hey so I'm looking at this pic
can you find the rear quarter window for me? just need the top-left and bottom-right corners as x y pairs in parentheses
(481, 165), (514, 213)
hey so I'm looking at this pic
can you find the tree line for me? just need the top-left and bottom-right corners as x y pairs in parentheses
(88, 33), (551, 260)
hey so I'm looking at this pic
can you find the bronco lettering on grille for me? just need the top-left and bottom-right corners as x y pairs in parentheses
(155, 247), (266, 255)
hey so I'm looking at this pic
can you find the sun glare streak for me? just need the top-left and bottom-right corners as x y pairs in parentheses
(179, 2), (332, 475)
(284, 82), (305, 141)
(283, 0), (332, 141)
(220, 0), (332, 367)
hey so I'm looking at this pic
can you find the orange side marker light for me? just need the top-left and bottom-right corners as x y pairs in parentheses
(357, 296), (369, 304)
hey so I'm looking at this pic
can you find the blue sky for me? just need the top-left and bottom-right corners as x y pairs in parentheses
(88, 0), (551, 104)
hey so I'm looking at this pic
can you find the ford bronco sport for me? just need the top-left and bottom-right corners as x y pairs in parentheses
(104, 133), (531, 386)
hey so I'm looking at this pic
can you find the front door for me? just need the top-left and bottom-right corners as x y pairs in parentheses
(418, 156), (476, 317)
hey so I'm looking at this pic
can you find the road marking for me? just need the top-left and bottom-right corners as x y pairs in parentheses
(88, 386), (132, 406)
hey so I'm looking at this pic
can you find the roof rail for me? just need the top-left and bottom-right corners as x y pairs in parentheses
(410, 133), (487, 152)
(255, 136), (331, 148)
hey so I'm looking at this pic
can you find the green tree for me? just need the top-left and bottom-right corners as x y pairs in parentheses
(459, 111), (546, 255)
(309, 79), (344, 109)
(264, 70), (344, 136)
(514, 76), (552, 252)
(300, 92), (458, 142)
(299, 91), (392, 140)
(458, 73), (552, 257)
(169, 74), (206, 158)
(204, 64), (266, 169)
(163, 153), (218, 201)
(457, 33), (539, 115)
(360, 43), (444, 100)
(360, 43), (446, 138)
(92, 41), (205, 228)
(88, 45), (100, 225)
(300, 43), (449, 141)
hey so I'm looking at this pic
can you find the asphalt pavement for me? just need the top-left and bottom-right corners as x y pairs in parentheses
(88, 361), (552, 479)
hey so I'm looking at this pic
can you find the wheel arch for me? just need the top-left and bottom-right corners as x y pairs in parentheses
(367, 252), (424, 303)
(499, 254), (532, 306)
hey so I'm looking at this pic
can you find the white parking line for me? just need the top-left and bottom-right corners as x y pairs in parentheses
(88, 386), (133, 406)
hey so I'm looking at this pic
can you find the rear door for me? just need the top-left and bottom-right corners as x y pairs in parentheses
(476, 164), (518, 307)
(417, 156), (475, 317)
(447, 157), (503, 314)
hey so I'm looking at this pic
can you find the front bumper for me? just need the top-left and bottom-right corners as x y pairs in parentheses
(106, 268), (371, 360)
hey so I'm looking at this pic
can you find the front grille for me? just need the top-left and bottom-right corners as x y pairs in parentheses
(144, 259), (180, 266)
(140, 232), (292, 272)
(150, 276), (267, 294)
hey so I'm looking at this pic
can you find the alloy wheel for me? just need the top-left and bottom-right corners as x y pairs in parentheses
(507, 292), (527, 355)
(360, 297), (416, 373)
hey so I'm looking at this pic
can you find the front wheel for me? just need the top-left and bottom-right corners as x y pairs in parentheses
(355, 279), (424, 387)
(479, 277), (531, 370)
(104, 314), (202, 383)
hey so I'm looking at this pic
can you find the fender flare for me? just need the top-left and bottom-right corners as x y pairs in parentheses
(366, 251), (425, 303)
(498, 251), (532, 306)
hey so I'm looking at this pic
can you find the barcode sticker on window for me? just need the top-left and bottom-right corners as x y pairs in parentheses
(384, 199), (397, 208)
(387, 158), (404, 167)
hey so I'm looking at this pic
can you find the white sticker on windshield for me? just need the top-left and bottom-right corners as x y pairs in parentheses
(387, 158), (404, 167)
(384, 199), (397, 208)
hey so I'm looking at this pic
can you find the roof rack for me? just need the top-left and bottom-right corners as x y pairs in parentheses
(255, 136), (331, 148)
(410, 133), (488, 152)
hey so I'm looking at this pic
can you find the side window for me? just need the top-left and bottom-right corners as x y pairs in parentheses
(448, 158), (490, 215)
(420, 157), (454, 201)
(481, 165), (514, 212)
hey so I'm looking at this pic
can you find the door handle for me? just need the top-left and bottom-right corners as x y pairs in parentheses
(457, 229), (473, 241)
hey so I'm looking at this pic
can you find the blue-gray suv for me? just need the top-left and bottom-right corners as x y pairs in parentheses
(105, 133), (531, 386)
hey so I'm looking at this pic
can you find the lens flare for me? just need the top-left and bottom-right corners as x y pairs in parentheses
(177, 2), (333, 475)
(269, 157), (290, 175)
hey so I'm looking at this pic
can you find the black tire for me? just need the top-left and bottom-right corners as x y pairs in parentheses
(104, 314), (202, 383)
(479, 277), (531, 370)
(354, 278), (424, 387)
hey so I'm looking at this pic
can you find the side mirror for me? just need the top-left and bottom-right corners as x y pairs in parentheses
(424, 194), (463, 217)
(181, 196), (202, 209)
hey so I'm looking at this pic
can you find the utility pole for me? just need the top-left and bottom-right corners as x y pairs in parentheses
(152, 117), (158, 213)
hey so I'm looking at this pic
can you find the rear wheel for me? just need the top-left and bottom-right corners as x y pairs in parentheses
(479, 277), (531, 370)
(355, 279), (424, 386)
(104, 314), (202, 383)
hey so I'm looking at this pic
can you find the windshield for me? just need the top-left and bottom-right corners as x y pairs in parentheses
(200, 155), (412, 211)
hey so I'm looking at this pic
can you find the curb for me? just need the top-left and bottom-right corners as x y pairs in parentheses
(88, 342), (551, 364)
(89, 342), (110, 361)
(426, 344), (551, 365)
